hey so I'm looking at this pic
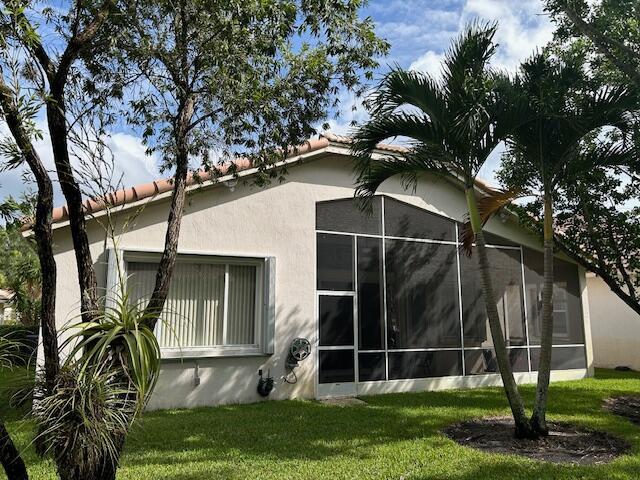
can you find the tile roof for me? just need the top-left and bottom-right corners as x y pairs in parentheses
(22, 133), (496, 231)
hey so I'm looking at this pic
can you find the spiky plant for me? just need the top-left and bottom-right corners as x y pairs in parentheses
(60, 291), (162, 405)
(351, 22), (535, 438)
(0, 334), (30, 479)
(33, 365), (138, 479)
(33, 290), (163, 477)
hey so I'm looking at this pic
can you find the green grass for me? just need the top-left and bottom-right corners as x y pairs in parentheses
(3, 369), (640, 479)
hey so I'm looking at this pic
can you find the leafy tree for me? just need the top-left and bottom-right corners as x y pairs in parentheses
(546, 0), (640, 88)
(116, 0), (388, 328)
(350, 23), (536, 438)
(0, 1), (386, 479)
(497, 52), (636, 435)
(542, 0), (640, 316)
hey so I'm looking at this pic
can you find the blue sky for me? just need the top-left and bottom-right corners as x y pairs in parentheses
(0, 0), (554, 204)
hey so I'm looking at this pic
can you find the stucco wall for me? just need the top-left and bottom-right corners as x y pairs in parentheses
(49, 153), (592, 409)
(588, 275), (640, 370)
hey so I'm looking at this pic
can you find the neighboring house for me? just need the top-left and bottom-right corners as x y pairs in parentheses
(0, 289), (15, 325)
(587, 273), (640, 370)
(31, 133), (594, 410)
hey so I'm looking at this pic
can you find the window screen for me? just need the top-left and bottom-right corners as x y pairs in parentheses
(464, 348), (529, 375)
(460, 247), (527, 348)
(319, 350), (355, 383)
(317, 233), (354, 291)
(482, 232), (520, 247)
(385, 240), (461, 349)
(530, 346), (586, 371)
(316, 197), (382, 235)
(128, 259), (257, 348)
(319, 295), (354, 347)
(384, 197), (455, 241)
(388, 351), (462, 379)
(523, 248), (585, 345)
(357, 237), (384, 350)
(359, 352), (386, 381)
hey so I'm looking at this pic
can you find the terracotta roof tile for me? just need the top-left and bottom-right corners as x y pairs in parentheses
(22, 133), (496, 231)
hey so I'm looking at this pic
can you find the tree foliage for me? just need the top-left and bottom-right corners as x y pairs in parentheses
(533, 1), (640, 315)
(546, 0), (640, 87)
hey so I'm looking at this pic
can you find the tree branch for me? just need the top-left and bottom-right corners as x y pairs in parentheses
(559, 2), (640, 87)
(0, 421), (28, 480)
(0, 72), (59, 390)
(55, 0), (115, 89)
(555, 234), (640, 316)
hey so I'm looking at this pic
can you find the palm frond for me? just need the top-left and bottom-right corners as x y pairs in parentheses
(564, 141), (639, 181)
(441, 21), (497, 103)
(351, 111), (445, 155)
(367, 68), (448, 127)
(459, 187), (524, 256)
(352, 22), (504, 204)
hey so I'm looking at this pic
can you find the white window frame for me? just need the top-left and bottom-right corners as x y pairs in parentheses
(107, 248), (275, 359)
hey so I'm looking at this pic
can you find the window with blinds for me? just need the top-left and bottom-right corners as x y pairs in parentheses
(127, 257), (260, 352)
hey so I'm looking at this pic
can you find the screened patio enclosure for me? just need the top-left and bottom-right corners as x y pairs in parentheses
(316, 196), (586, 395)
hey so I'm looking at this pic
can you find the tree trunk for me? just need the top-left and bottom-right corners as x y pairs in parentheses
(0, 79), (60, 391)
(46, 89), (100, 323)
(31, 163), (60, 393)
(530, 193), (554, 435)
(465, 188), (536, 439)
(143, 96), (195, 329)
(0, 422), (28, 480)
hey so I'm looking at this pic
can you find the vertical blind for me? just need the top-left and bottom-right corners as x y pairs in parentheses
(128, 260), (258, 348)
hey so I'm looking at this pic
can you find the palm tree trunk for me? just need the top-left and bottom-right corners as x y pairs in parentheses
(530, 193), (554, 435)
(465, 188), (535, 439)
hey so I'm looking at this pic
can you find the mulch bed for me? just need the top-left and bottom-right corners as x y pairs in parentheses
(604, 396), (640, 425)
(443, 417), (629, 465)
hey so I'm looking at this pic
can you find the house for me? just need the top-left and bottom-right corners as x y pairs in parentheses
(0, 289), (15, 325)
(587, 273), (640, 370)
(37, 133), (594, 410)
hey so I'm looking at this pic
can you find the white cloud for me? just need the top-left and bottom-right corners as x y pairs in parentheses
(409, 50), (446, 81)
(0, 124), (159, 205)
(461, 0), (554, 72)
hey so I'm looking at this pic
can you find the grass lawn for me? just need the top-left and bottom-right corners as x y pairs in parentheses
(2, 369), (640, 479)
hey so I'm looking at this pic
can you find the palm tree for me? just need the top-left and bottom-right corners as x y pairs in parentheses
(499, 52), (637, 435)
(350, 23), (535, 438)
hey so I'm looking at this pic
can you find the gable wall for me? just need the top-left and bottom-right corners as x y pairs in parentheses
(49, 153), (590, 409)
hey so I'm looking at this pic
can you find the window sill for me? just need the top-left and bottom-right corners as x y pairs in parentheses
(160, 346), (268, 360)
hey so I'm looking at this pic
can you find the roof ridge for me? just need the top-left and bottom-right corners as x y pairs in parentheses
(22, 133), (497, 231)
